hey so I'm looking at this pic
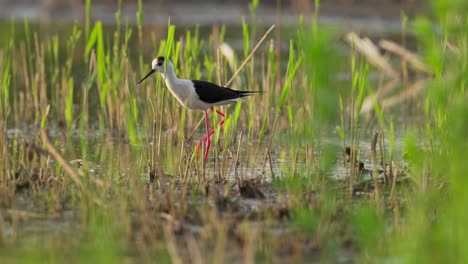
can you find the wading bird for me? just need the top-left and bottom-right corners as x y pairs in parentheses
(137, 56), (257, 162)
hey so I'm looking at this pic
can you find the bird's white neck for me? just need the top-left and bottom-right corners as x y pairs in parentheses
(159, 63), (180, 86)
(157, 63), (194, 109)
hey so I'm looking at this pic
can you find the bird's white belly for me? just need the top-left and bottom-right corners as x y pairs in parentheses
(166, 80), (211, 111)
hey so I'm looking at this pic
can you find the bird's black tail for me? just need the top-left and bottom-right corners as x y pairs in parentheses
(238, 90), (261, 98)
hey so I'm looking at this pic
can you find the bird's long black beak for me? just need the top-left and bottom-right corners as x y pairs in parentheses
(137, 69), (156, 85)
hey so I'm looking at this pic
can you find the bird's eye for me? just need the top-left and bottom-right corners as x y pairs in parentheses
(157, 62), (162, 66)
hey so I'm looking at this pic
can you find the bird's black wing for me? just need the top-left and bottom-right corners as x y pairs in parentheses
(192, 80), (254, 104)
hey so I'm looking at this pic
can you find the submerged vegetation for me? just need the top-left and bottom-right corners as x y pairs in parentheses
(0, 0), (467, 262)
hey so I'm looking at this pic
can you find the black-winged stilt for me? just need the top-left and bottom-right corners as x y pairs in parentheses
(137, 56), (257, 162)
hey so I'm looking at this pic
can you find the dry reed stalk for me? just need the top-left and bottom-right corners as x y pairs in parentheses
(40, 128), (84, 188)
(40, 105), (105, 189)
(345, 32), (399, 79)
(163, 224), (183, 264)
(370, 132), (381, 211)
(360, 78), (400, 114)
(380, 78), (428, 110)
(186, 234), (203, 264)
(379, 39), (432, 74)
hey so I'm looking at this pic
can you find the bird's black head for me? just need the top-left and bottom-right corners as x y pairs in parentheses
(153, 56), (165, 69)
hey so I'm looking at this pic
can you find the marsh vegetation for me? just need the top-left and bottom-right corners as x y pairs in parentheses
(0, 0), (467, 262)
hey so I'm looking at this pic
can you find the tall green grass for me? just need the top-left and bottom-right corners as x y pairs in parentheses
(390, 1), (468, 261)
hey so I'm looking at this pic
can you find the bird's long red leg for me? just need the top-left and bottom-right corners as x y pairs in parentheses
(203, 110), (211, 162)
(215, 109), (225, 127)
(196, 110), (214, 161)
(205, 108), (225, 161)
(195, 107), (226, 162)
